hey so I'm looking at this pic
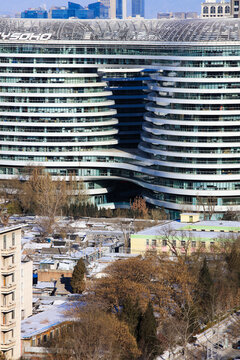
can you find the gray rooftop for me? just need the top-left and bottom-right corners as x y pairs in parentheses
(133, 220), (240, 241)
(1, 18), (240, 43)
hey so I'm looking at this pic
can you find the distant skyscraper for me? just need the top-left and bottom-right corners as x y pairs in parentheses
(100, 0), (110, 17)
(132, 0), (144, 17)
(89, 2), (109, 18)
(110, 0), (126, 18)
(21, 9), (48, 18)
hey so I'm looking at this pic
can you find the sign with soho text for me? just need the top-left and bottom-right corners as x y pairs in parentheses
(0, 32), (52, 41)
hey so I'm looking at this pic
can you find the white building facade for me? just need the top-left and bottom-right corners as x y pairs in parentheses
(0, 226), (22, 359)
(201, 0), (231, 18)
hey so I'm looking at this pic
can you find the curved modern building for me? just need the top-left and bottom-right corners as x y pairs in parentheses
(1, 18), (240, 218)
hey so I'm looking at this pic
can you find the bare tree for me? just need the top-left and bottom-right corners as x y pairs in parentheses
(47, 309), (140, 360)
(14, 167), (86, 236)
(196, 195), (217, 220)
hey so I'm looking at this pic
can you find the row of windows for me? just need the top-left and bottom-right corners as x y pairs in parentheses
(0, 106), (111, 113)
(0, 97), (108, 104)
(202, 5), (230, 14)
(0, 87), (105, 94)
(0, 77), (98, 84)
(0, 116), (113, 124)
(0, 126), (114, 133)
(2, 44), (240, 57)
(0, 135), (116, 143)
(146, 238), (214, 248)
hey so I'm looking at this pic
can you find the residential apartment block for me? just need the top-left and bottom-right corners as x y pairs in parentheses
(0, 226), (22, 359)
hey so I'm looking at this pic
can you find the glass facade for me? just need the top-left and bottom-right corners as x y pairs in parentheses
(1, 18), (240, 218)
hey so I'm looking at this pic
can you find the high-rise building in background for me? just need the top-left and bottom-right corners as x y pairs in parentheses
(21, 9), (48, 19)
(23, 1), (108, 19)
(116, 0), (127, 18)
(110, 0), (126, 19)
(132, 0), (144, 18)
(89, 2), (109, 18)
(101, 0), (110, 17)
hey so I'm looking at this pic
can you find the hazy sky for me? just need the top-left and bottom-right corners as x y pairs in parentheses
(0, 0), (201, 17)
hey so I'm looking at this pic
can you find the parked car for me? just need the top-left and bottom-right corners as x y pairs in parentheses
(233, 357), (240, 360)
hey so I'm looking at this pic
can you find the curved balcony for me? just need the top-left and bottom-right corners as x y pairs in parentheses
(1, 265), (16, 275)
(0, 340), (16, 350)
(1, 321), (16, 331)
(1, 247), (16, 256)
(1, 283), (16, 294)
(1, 302), (16, 312)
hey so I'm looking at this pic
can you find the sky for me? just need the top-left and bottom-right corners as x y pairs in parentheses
(0, 0), (201, 17)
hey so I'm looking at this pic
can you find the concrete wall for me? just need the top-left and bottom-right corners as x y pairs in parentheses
(38, 269), (73, 282)
(21, 260), (33, 319)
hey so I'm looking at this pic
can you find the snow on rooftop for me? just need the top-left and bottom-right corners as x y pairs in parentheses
(70, 221), (87, 228)
(134, 220), (240, 240)
(21, 301), (72, 338)
(23, 242), (51, 250)
(34, 282), (55, 289)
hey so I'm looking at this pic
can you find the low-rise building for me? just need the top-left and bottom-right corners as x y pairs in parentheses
(21, 301), (72, 359)
(131, 220), (240, 256)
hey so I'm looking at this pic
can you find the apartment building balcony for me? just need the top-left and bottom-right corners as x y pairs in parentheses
(0, 339), (16, 350)
(1, 320), (15, 331)
(1, 265), (16, 275)
(1, 283), (16, 294)
(1, 302), (16, 312)
(1, 247), (16, 256)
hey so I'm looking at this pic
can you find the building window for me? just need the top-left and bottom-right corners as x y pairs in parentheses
(201, 241), (206, 248)
(3, 235), (6, 249)
(218, 6), (223, 13)
(43, 334), (47, 342)
(191, 241), (196, 248)
(225, 5), (230, 13)
(146, 239), (149, 246)
(162, 239), (167, 246)
(210, 6), (216, 13)
(203, 6), (208, 14)
(12, 233), (15, 247)
(152, 239), (156, 247)
(181, 241), (186, 247)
